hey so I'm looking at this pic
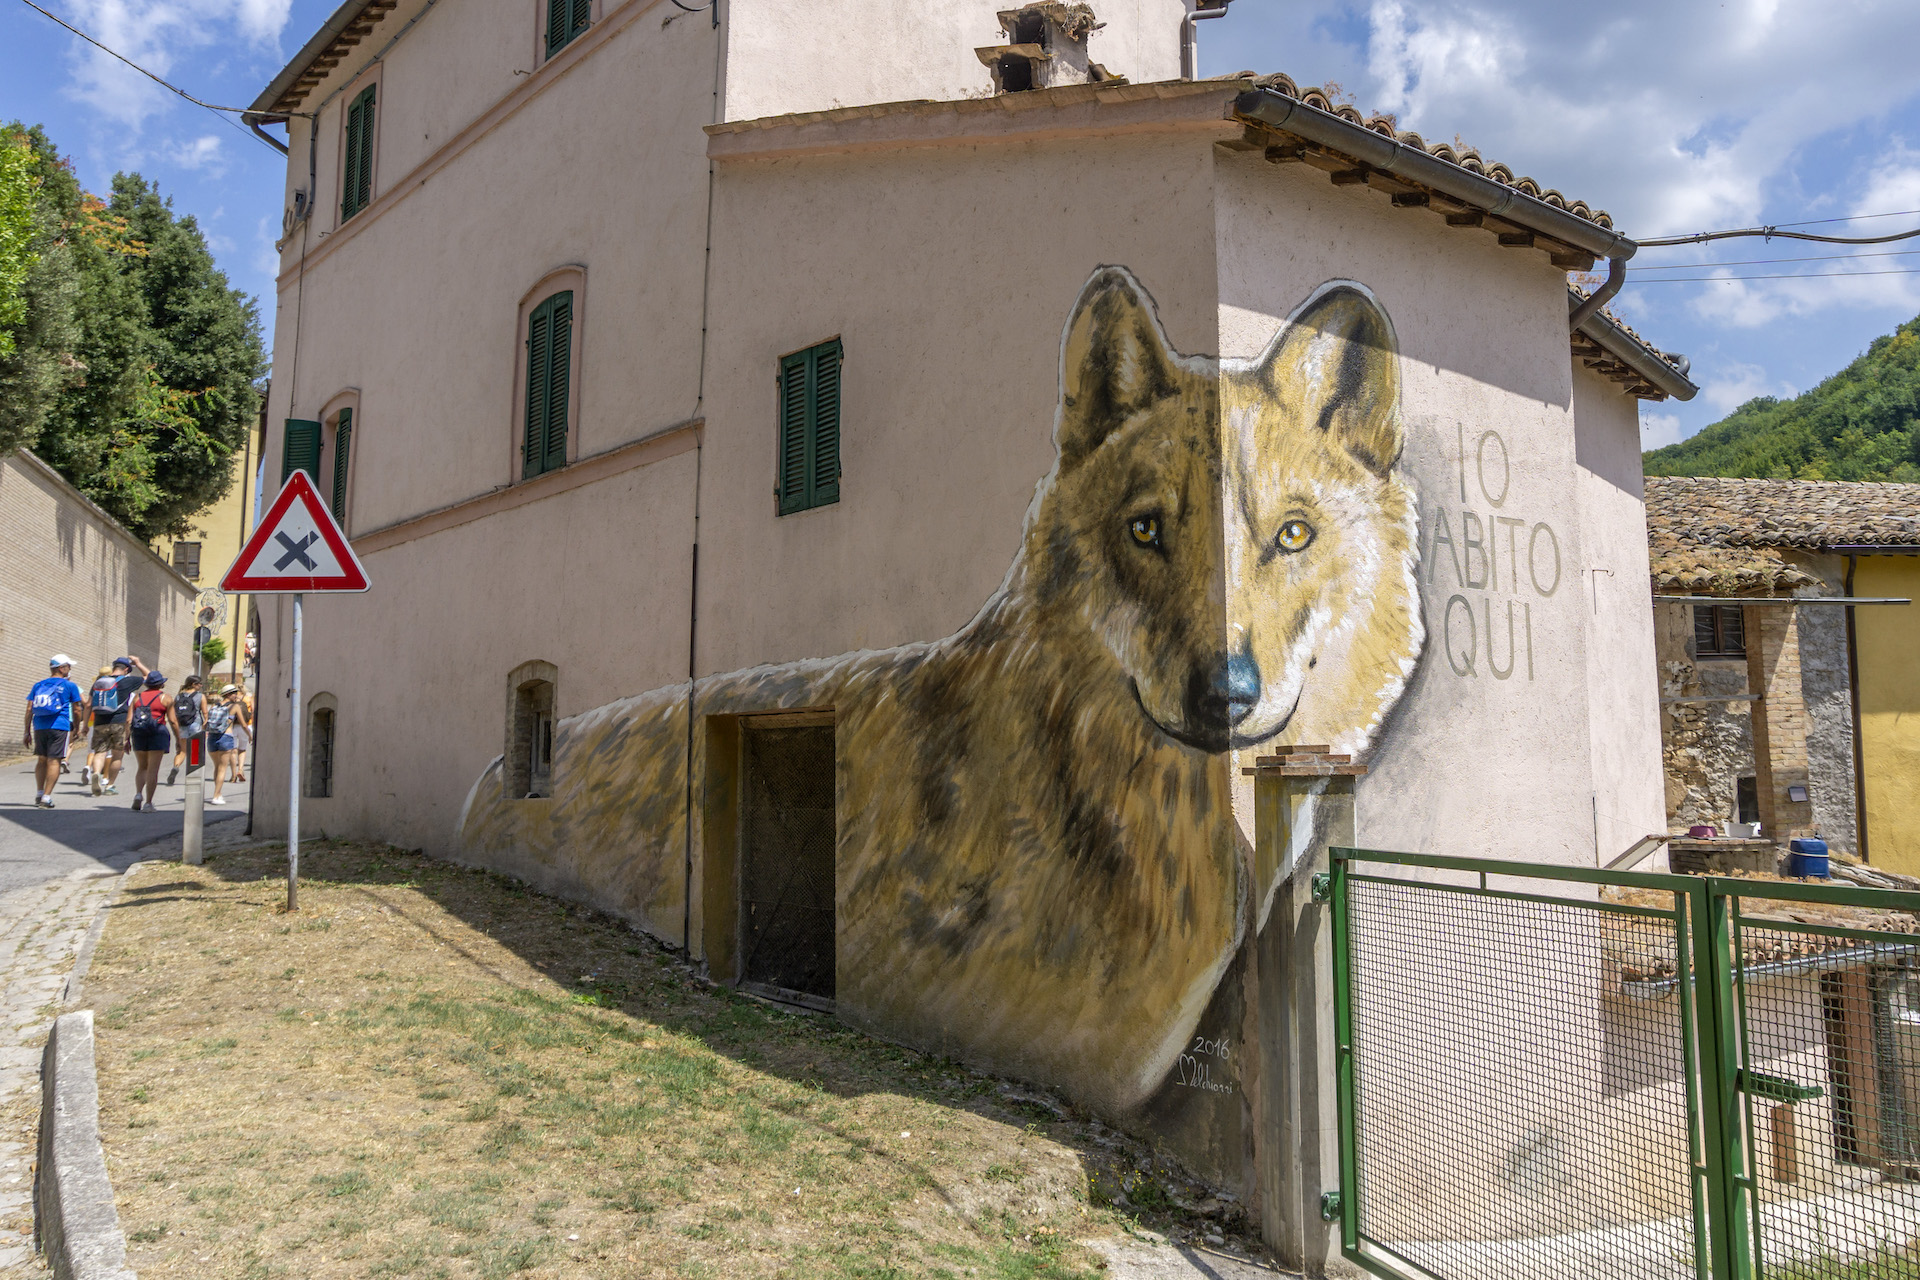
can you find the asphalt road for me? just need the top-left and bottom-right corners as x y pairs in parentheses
(0, 751), (251, 896)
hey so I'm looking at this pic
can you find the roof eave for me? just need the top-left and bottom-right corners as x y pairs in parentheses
(245, 0), (389, 121)
(1570, 294), (1699, 401)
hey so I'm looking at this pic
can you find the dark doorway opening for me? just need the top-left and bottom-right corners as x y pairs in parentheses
(738, 722), (836, 1003)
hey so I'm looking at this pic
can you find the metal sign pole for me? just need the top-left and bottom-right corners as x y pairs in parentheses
(287, 593), (302, 911)
(183, 644), (204, 866)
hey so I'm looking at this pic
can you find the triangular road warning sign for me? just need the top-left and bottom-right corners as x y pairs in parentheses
(221, 471), (371, 593)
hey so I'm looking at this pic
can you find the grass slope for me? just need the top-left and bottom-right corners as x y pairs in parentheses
(77, 842), (1255, 1279)
(1644, 314), (1920, 481)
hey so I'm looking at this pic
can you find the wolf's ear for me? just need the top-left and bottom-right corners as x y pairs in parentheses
(1056, 266), (1182, 467)
(1253, 285), (1402, 476)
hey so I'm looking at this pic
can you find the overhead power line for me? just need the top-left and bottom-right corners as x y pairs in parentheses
(12, 0), (293, 153)
(1634, 248), (1920, 271)
(1636, 268), (1920, 284)
(1638, 222), (1920, 249)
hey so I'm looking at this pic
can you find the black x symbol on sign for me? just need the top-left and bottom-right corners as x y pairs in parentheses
(273, 531), (320, 571)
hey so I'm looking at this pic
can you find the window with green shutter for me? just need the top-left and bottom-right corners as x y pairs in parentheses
(544, 0), (591, 57)
(282, 419), (322, 487)
(341, 84), (377, 221)
(522, 291), (573, 480)
(777, 339), (842, 516)
(330, 408), (353, 522)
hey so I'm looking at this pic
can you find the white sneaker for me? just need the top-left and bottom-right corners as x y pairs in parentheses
(90, 773), (103, 796)
(79, 766), (90, 785)
(208, 796), (227, 805)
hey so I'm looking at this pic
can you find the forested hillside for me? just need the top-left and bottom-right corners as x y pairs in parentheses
(1644, 314), (1920, 482)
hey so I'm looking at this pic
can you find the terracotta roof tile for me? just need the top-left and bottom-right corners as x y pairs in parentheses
(1246, 73), (1613, 230)
(1645, 476), (1920, 592)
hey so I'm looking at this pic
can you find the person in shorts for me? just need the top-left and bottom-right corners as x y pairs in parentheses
(86, 656), (147, 796)
(126, 672), (179, 813)
(23, 656), (83, 808)
(208, 686), (249, 805)
(167, 675), (204, 786)
(229, 685), (253, 783)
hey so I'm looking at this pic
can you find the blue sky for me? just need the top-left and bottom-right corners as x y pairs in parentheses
(4, 0), (1918, 452)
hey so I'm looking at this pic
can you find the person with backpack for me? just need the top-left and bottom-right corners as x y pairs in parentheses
(166, 675), (205, 786)
(85, 656), (148, 796)
(127, 671), (180, 813)
(208, 686), (249, 806)
(22, 655), (83, 809)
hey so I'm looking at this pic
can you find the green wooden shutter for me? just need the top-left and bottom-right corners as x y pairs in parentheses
(546, 0), (587, 55)
(812, 340), (841, 506)
(330, 408), (353, 521)
(543, 293), (572, 474)
(523, 305), (551, 477)
(341, 85), (376, 219)
(282, 419), (322, 486)
(778, 354), (808, 514)
(776, 340), (842, 514)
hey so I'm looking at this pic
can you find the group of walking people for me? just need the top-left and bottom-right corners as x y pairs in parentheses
(24, 653), (251, 811)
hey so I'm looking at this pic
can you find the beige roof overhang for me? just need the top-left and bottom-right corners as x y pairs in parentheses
(245, 0), (400, 121)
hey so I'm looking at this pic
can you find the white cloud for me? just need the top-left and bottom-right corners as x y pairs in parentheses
(58, 0), (293, 132)
(167, 134), (225, 173)
(1699, 360), (1796, 415)
(1640, 411), (1684, 450)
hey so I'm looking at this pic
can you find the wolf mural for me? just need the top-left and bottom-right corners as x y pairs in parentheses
(460, 266), (1423, 1115)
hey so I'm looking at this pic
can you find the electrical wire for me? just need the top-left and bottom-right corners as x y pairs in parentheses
(1636, 268), (1920, 283)
(1633, 248), (1920, 271)
(1771, 208), (1920, 229)
(12, 0), (301, 153)
(1638, 222), (1920, 248)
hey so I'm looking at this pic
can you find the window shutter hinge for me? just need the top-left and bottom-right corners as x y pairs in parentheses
(1310, 873), (1333, 903)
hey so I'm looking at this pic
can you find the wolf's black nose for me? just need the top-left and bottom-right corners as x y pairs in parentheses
(1223, 652), (1260, 724)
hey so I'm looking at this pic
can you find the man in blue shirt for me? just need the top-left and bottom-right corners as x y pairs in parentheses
(24, 655), (84, 809)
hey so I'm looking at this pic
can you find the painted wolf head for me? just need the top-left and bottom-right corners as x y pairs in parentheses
(1020, 268), (1421, 759)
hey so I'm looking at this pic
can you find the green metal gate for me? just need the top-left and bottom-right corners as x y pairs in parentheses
(1327, 847), (1920, 1280)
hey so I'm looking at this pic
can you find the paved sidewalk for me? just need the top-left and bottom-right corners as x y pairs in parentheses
(0, 865), (129, 1274)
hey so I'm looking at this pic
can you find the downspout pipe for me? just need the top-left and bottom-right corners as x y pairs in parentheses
(1569, 255), (1626, 332)
(1844, 555), (1869, 861)
(248, 115), (291, 156)
(1180, 0), (1231, 81)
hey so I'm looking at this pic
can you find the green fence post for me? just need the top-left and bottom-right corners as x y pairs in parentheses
(1676, 889), (1714, 1280)
(1329, 849), (1358, 1257)
(1691, 878), (1755, 1279)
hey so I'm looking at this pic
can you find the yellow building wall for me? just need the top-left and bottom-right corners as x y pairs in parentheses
(154, 447), (257, 682)
(1857, 556), (1920, 874)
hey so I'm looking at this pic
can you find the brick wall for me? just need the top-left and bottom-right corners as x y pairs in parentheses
(0, 451), (196, 721)
(1747, 602), (1816, 839)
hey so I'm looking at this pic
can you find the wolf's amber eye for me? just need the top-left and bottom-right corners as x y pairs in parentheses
(1276, 519), (1315, 554)
(1128, 515), (1162, 549)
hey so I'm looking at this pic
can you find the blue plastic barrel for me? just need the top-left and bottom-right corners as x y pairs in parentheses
(1787, 837), (1829, 879)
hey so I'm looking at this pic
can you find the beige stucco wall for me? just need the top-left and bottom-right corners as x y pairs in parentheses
(155, 445), (258, 680)
(721, 0), (1188, 121)
(0, 451), (196, 713)
(1857, 556), (1920, 875)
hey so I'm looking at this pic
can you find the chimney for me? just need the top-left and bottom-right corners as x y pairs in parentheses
(977, 3), (1126, 94)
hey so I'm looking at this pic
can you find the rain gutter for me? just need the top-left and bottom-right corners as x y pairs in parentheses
(244, 0), (381, 121)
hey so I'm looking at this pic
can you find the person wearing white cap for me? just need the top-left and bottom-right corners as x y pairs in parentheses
(23, 656), (83, 808)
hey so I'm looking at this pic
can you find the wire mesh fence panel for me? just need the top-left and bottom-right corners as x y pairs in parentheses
(1346, 875), (1701, 1280)
(1734, 915), (1920, 1279)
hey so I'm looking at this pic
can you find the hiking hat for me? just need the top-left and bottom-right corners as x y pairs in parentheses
(49, 654), (73, 668)
(220, 684), (240, 695)
(144, 671), (166, 687)
(112, 657), (133, 670)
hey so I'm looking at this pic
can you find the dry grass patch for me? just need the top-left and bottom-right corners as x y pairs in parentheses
(87, 841), (1247, 1279)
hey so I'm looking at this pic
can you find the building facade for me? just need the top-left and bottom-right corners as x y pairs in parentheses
(244, 0), (1698, 1236)
(1646, 476), (1919, 871)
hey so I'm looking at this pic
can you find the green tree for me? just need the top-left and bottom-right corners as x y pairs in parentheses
(1646, 317), (1920, 482)
(1, 124), (265, 538)
(0, 131), (35, 356)
(0, 124), (79, 456)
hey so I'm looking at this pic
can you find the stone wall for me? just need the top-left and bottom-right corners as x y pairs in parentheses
(1791, 554), (1858, 855)
(1655, 602), (1756, 831)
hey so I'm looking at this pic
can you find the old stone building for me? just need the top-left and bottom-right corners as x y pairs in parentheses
(1646, 477), (1919, 869)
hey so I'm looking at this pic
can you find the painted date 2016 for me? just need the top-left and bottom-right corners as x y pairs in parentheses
(1175, 1034), (1234, 1093)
